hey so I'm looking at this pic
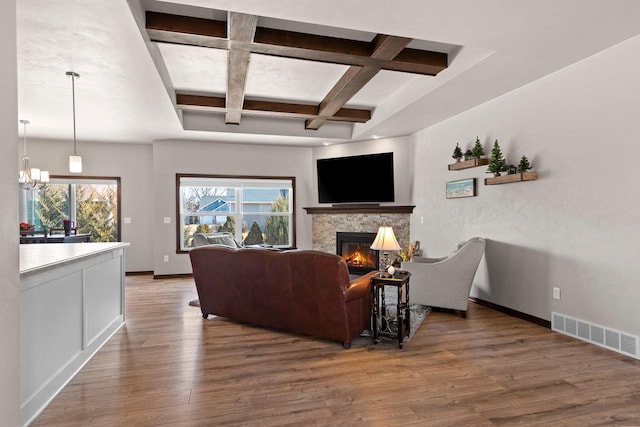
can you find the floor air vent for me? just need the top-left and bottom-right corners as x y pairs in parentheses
(552, 312), (639, 360)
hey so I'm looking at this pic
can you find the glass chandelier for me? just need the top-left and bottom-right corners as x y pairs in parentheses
(18, 119), (49, 190)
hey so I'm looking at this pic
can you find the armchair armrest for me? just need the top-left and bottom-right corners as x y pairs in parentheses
(410, 256), (447, 264)
(345, 271), (376, 302)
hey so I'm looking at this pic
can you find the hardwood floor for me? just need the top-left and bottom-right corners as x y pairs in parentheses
(32, 275), (640, 426)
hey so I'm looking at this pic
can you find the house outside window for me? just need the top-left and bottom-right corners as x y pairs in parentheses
(177, 174), (295, 251)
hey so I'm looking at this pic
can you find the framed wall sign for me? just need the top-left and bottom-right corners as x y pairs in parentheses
(446, 178), (476, 199)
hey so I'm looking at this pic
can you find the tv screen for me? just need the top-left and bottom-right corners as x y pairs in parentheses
(317, 152), (395, 204)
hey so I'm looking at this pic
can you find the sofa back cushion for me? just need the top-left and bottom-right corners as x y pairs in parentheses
(190, 246), (294, 330)
(284, 250), (351, 335)
(189, 247), (353, 335)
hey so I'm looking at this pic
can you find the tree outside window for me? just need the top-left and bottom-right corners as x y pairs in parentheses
(21, 177), (120, 242)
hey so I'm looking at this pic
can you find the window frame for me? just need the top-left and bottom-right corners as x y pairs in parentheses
(175, 173), (296, 253)
(20, 174), (122, 242)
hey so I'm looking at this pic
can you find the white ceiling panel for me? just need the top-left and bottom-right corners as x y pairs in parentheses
(244, 55), (349, 103)
(159, 44), (228, 94)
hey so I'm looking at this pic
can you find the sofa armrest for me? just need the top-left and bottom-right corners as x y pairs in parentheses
(345, 271), (376, 302)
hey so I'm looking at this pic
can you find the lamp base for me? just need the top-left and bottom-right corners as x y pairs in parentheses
(379, 252), (392, 276)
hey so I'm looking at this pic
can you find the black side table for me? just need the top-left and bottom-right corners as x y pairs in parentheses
(371, 270), (411, 349)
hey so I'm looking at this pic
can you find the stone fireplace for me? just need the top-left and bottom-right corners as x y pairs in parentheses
(304, 205), (414, 273)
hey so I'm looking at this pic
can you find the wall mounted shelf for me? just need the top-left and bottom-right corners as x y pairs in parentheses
(448, 158), (489, 170)
(484, 172), (538, 185)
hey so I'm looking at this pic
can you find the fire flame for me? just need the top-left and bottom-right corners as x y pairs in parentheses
(344, 250), (371, 267)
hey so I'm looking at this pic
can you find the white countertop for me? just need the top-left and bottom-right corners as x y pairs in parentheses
(20, 242), (130, 275)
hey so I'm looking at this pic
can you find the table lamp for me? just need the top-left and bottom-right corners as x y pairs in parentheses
(370, 226), (401, 276)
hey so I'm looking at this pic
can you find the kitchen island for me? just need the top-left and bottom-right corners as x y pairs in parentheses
(20, 242), (129, 426)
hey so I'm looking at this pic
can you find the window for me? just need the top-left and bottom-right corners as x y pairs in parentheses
(177, 174), (295, 251)
(19, 176), (121, 242)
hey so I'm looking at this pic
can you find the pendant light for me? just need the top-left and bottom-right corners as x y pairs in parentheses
(67, 71), (82, 173)
(18, 119), (49, 190)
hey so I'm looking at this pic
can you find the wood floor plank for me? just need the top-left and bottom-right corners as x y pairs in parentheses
(31, 275), (640, 426)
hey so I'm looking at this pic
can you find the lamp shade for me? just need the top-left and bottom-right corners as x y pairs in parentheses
(370, 226), (401, 251)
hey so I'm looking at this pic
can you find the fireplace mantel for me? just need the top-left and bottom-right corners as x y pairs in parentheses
(303, 205), (415, 215)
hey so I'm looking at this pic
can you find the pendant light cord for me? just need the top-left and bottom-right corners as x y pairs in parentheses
(66, 71), (80, 155)
(71, 74), (77, 155)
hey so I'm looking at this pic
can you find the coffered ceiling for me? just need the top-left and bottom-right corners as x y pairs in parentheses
(16, 0), (640, 147)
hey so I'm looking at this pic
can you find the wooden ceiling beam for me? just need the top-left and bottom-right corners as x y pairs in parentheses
(176, 94), (371, 123)
(145, 12), (447, 75)
(146, 11), (227, 40)
(305, 35), (410, 130)
(225, 12), (258, 124)
(145, 11), (448, 130)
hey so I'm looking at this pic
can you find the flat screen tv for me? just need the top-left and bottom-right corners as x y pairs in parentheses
(317, 152), (394, 204)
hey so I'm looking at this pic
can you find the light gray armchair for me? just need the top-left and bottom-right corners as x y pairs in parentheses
(401, 237), (485, 317)
(193, 232), (242, 248)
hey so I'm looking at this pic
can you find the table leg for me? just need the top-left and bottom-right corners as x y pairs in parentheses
(372, 285), (379, 344)
(397, 285), (403, 349)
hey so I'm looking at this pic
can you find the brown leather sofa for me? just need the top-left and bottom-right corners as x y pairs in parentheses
(189, 245), (376, 348)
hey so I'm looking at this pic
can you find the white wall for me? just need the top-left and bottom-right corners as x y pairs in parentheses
(1, 0), (21, 424)
(410, 35), (640, 336)
(312, 136), (414, 206)
(152, 140), (314, 275)
(19, 139), (154, 272)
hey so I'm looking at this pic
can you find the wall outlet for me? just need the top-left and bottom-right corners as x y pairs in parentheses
(163, 255), (169, 262)
(553, 287), (561, 300)
(163, 217), (171, 224)
(123, 217), (132, 224)
(420, 216), (424, 224)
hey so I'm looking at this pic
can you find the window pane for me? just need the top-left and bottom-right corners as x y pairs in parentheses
(20, 177), (120, 243)
(177, 175), (295, 251)
(34, 184), (70, 229)
(241, 188), (290, 213)
(75, 183), (118, 242)
(241, 216), (290, 246)
(181, 186), (236, 214)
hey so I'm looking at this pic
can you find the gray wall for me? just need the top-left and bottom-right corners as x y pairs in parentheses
(1, 0), (21, 423)
(152, 140), (315, 276)
(409, 34), (640, 336)
(20, 139), (318, 275)
(312, 136), (414, 206)
(17, 139), (154, 272)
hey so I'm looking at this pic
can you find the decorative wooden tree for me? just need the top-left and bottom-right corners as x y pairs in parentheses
(486, 140), (508, 176)
(452, 143), (463, 161)
(517, 155), (532, 173)
(471, 137), (485, 159)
